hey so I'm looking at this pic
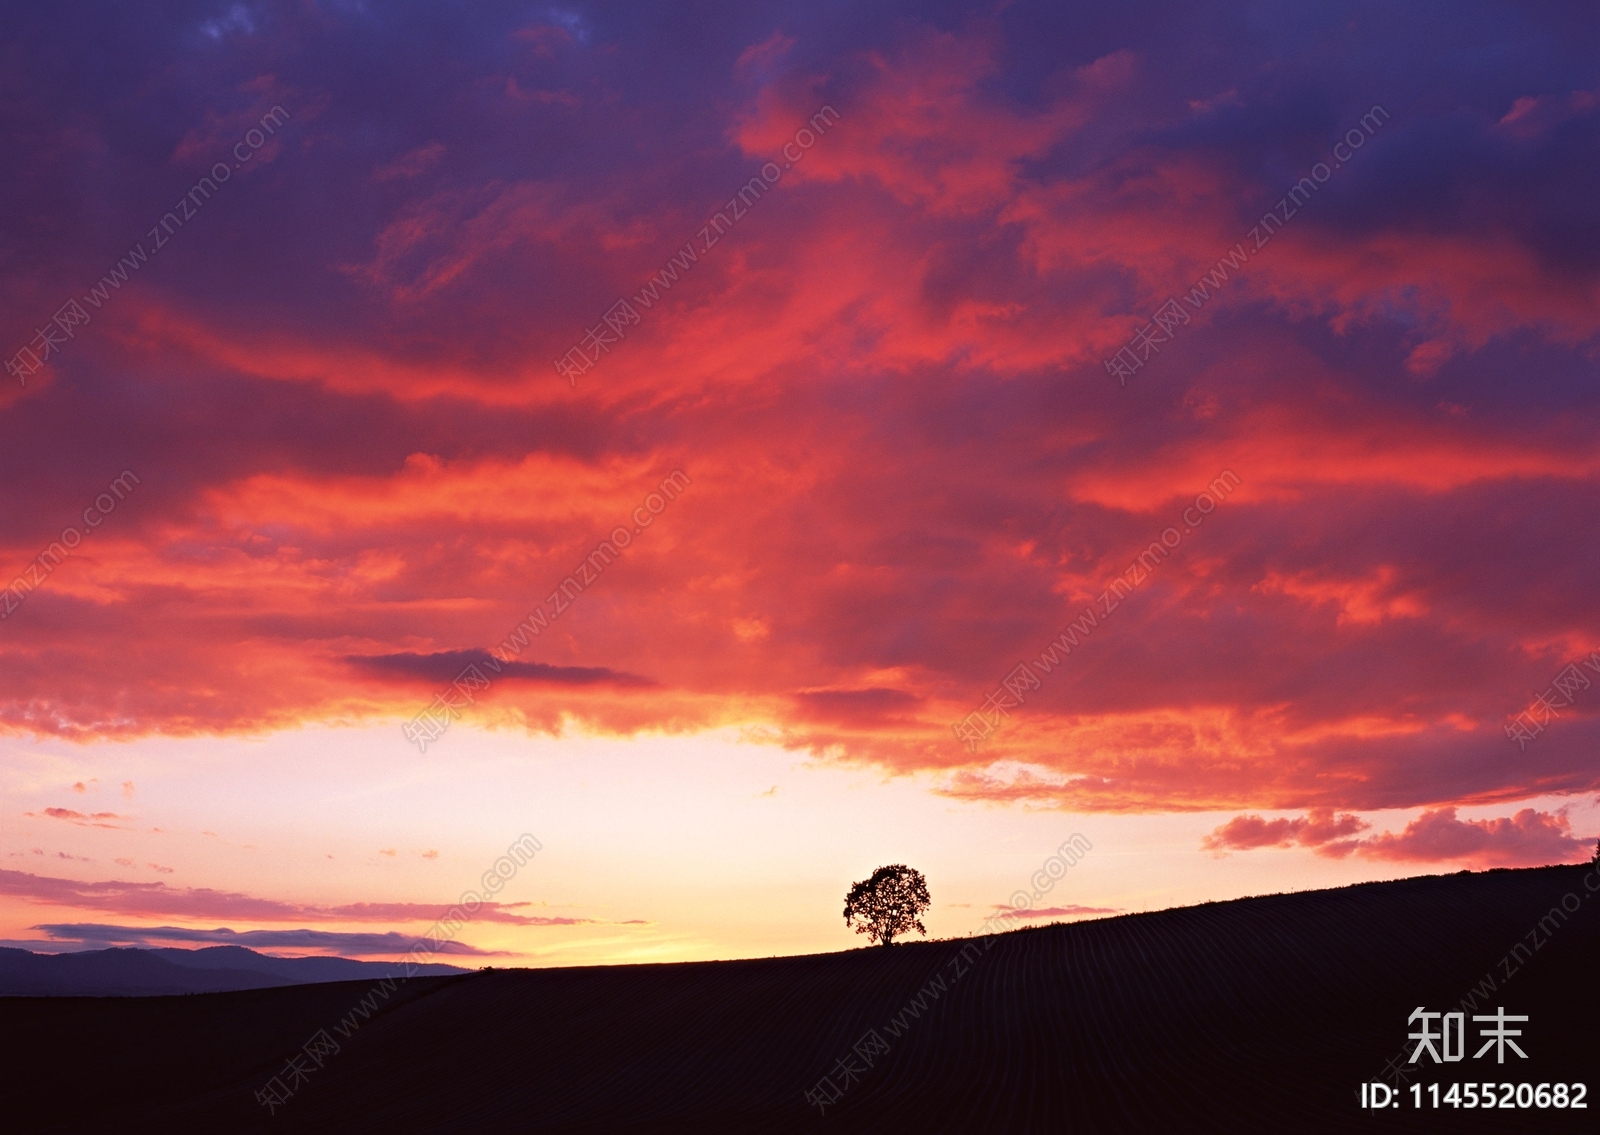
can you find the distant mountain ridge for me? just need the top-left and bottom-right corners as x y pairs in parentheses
(0, 944), (467, 997)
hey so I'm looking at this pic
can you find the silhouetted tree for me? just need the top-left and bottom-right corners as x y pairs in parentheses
(843, 864), (930, 946)
(1592, 838), (1599, 865)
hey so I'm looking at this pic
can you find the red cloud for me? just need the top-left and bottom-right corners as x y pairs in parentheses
(732, 30), (1102, 217)
(790, 687), (923, 727)
(1336, 807), (1592, 868)
(1204, 807), (1591, 868)
(1203, 808), (1370, 852)
(0, 7), (1597, 838)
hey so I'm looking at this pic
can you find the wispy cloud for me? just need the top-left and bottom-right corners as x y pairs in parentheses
(347, 648), (654, 688)
(29, 922), (502, 957)
(0, 868), (607, 925)
(27, 808), (126, 829)
(989, 903), (1120, 921)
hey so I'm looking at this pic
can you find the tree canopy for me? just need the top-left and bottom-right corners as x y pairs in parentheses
(843, 864), (930, 946)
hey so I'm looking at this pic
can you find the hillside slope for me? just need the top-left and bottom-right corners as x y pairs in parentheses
(3, 866), (1595, 1133)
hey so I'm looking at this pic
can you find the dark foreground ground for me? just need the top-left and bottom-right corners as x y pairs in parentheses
(3, 865), (1596, 1133)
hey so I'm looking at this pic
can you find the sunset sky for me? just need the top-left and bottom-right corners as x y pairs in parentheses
(2, 1), (1597, 967)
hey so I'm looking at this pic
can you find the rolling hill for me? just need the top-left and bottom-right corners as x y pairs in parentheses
(3, 865), (1595, 1133)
